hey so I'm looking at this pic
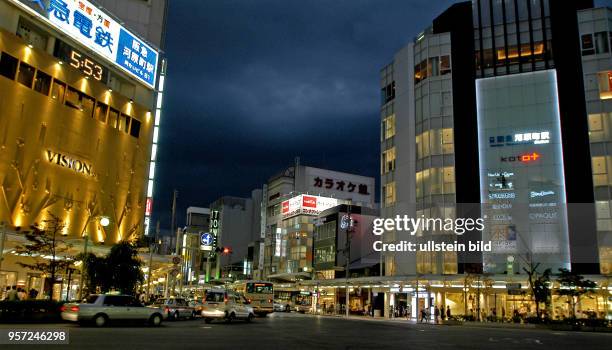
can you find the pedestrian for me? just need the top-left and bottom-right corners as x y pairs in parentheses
(434, 305), (440, 323)
(420, 308), (427, 323)
(7, 286), (18, 301)
(17, 288), (26, 300)
(446, 305), (451, 320)
(28, 288), (38, 300)
(501, 307), (506, 322)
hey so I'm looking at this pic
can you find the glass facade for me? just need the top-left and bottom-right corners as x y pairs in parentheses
(473, 0), (553, 78)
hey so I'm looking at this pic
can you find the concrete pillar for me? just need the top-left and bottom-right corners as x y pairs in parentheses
(384, 292), (391, 318)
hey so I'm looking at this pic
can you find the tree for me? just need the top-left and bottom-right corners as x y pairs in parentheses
(556, 268), (597, 318)
(523, 262), (551, 321)
(13, 213), (73, 299)
(532, 268), (552, 320)
(76, 252), (108, 297)
(104, 242), (144, 295)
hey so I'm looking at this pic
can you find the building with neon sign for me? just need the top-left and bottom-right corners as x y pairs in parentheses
(377, 0), (608, 319)
(0, 0), (167, 299)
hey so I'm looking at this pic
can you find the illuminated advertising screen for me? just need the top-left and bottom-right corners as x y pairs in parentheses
(476, 70), (570, 273)
(11, 0), (158, 88)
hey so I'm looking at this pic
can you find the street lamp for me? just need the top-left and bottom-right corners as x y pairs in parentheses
(99, 216), (110, 227)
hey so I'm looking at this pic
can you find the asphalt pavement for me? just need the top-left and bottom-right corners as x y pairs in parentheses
(0, 312), (610, 350)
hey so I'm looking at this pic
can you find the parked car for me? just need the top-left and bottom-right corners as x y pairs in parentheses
(61, 294), (164, 327)
(151, 297), (196, 320)
(201, 289), (255, 324)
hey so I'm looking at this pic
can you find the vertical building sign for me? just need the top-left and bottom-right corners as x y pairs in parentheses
(477, 70), (570, 273)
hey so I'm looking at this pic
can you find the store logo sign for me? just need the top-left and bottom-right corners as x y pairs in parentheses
(501, 152), (541, 163)
(490, 131), (550, 147)
(46, 149), (94, 177)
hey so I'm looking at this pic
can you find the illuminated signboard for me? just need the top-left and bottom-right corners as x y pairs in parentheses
(281, 195), (339, 219)
(477, 70), (570, 273)
(489, 131), (550, 147)
(12, 0), (158, 88)
(145, 198), (153, 216)
(45, 149), (94, 177)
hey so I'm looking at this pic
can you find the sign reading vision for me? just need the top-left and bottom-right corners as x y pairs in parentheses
(45, 150), (94, 177)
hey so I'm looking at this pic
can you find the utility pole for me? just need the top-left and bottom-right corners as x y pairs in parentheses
(171, 190), (179, 254)
(345, 201), (352, 318)
(0, 222), (7, 273)
(146, 221), (160, 302)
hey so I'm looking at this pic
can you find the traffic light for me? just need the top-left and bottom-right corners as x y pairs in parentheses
(213, 246), (232, 254)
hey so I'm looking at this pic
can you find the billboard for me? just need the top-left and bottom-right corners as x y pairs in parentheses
(281, 195), (340, 219)
(476, 70), (570, 273)
(11, 0), (158, 88)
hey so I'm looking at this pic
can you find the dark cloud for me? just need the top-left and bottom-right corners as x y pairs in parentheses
(153, 0), (458, 230)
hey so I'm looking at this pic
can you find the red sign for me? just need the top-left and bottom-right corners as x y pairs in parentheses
(302, 196), (317, 209)
(520, 152), (540, 163)
(282, 201), (289, 214)
(145, 198), (153, 216)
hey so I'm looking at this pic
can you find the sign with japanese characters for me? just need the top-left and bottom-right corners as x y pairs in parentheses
(13, 0), (158, 88)
(281, 195), (339, 219)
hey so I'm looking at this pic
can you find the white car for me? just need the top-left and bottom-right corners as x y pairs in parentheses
(61, 294), (164, 327)
(201, 289), (255, 324)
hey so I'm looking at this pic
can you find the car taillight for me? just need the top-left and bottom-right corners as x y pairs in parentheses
(224, 297), (228, 304)
(164, 307), (169, 312)
(70, 306), (79, 312)
(60, 306), (66, 312)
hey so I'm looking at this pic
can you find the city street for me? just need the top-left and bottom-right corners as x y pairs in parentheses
(1, 313), (610, 349)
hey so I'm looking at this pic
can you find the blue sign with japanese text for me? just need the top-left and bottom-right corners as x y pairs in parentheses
(12, 0), (159, 89)
(116, 29), (158, 88)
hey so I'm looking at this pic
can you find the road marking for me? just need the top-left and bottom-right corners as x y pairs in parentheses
(200, 326), (212, 329)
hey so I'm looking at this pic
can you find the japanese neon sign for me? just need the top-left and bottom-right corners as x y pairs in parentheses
(12, 0), (158, 89)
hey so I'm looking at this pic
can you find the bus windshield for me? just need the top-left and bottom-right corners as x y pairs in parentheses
(246, 282), (273, 294)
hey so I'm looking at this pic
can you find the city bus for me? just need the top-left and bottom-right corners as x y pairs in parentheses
(228, 280), (274, 316)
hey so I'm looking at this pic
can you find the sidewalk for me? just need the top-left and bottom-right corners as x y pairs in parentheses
(301, 313), (611, 332)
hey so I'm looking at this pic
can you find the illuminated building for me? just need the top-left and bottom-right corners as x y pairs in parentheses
(260, 162), (376, 279)
(578, 7), (612, 274)
(378, 0), (607, 319)
(0, 0), (167, 298)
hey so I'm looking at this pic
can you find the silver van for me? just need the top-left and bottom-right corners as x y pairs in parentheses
(201, 289), (255, 324)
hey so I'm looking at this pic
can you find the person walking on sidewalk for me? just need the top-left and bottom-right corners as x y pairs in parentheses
(446, 305), (451, 320)
(420, 308), (427, 323)
(434, 305), (440, 324)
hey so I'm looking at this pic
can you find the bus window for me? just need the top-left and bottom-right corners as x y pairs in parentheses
(247, 283), (273, 294)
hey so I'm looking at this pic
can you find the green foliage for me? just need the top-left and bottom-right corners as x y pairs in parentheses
(13, 213), (73, 298)
(79, 242), (143, 296)
(556, 268), (597, 318)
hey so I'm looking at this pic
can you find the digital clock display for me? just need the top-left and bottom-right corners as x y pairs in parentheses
(53, 40), (108, 82)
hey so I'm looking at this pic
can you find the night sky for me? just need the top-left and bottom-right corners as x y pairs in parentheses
(150, 0), (468, 231)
